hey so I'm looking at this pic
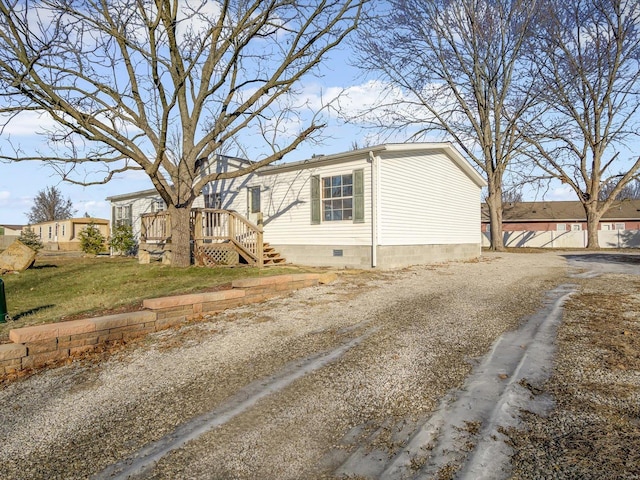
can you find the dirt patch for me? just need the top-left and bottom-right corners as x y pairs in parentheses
(506, 274), (640, 479)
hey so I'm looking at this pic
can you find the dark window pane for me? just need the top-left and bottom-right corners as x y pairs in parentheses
(323, 187), (331, 198)
(323, 201), (332, 221)
(343, 185), (352, 196)
(323, 178), (330, 188)
(344, 198), (353, 209)
(345, 208), (353, 220)
(332, 176), (342, 187)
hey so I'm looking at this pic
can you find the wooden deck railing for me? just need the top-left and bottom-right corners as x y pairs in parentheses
(140, 209), (263, 266)
(140, 211), (170, 242)
(193, 208), (263, 266)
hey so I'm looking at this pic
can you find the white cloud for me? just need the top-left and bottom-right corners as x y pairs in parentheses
(74, 199), (111, 220)
(175, 0), (223, 40)
(0, 190), (33, 224)
(548, 185), (577, 201)
(0, 190), (11, 207)
(0, 111), (60, 137)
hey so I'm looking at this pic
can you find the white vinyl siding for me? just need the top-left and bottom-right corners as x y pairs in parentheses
(377, 151), (480, 245)
(257, 156), (372, 246)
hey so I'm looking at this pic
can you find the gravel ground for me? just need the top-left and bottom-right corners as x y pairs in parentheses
(0, 252), (567, 479)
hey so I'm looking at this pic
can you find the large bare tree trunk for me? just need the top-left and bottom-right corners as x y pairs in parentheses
(585, 205), (603, 249)
(486, 187), (505, 251)
(168, 205), (193, 268)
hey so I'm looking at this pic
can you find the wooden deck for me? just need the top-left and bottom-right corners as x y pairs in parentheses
(140, 209), (285, 267)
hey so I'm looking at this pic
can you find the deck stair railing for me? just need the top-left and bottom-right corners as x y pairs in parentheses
(140, 209), (263, 267)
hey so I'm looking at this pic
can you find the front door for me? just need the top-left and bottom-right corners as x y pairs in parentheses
(247, 186), (262, 225)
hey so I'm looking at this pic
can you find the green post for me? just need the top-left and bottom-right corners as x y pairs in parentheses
(0, 278), (8, 323)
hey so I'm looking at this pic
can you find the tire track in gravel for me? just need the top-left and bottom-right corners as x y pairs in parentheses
(94, 328), (378, 480)
(333, 283), (577, 480)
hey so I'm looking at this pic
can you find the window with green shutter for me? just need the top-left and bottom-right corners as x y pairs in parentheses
(315, 169), (365, 223)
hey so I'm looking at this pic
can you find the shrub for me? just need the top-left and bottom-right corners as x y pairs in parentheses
(109, 224), (136, 256)
(18, 227), (44, 252)
(79, 222), (107, 255)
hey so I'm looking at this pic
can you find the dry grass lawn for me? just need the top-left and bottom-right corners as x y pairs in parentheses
(0, 252), (307, 342)
(506, 274), (640, 479)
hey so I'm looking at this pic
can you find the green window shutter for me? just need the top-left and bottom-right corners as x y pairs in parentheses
(311, 175), (321, 224)
(353, 169), (364, 223)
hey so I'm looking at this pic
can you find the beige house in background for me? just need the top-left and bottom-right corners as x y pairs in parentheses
(0, 224), (24, 236)
(0, 224), (25, 250)
(29, 218), (110, 251)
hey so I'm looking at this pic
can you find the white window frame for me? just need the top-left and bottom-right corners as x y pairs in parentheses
(571, 224), (582, 231)
(115, 205), (133, 227)
(322, 173), (354, 222)
(150, 200), (165, 213)
(615, 223), (625, 230)
(556, 223), (567, 232)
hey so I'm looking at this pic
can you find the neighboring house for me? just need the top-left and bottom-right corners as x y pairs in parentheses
(108, 143), (487, 269)
(0, 224), (25, 250)
(29, 218), (110, 251)
(0, 224), (24, 236)
(481, 200), (640, 248)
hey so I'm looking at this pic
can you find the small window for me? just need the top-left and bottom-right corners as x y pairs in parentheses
(556, 224), (567, 232)
(48, 226), (52, 239)
(62, 224), (65, 237)
(151, 200), (165, 213)
(248, 187), (261, 214)
(322, 174), (353, 221)
(115, 205), (133, 227)
(615, 223), (625, 230)
(205, 193), (221, 209)
(571, 224), (581, 231)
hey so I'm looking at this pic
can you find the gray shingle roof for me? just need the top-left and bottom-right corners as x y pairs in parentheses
(481, 200), (640, 222)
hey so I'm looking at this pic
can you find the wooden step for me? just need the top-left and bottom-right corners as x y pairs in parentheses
(262, 242), (285, 266)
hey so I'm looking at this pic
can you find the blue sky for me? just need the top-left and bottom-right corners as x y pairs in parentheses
(0, 40), (579, 226)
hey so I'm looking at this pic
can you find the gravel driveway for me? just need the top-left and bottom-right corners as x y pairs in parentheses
(0, 252), (569, 479)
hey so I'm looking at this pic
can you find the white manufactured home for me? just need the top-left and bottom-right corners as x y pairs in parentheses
(107, 143), (486, 268)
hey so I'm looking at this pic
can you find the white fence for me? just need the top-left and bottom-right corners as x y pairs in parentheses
(482, 229), (640, 249)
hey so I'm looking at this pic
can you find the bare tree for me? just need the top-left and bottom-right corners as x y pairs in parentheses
(501, 188), (523, 204)
(522, 0), (640, 248)
(26, 186), (76, 224)
(0, 0), (365, 266)
(353, 0), (540, 251)
(599, 177), (640, 200)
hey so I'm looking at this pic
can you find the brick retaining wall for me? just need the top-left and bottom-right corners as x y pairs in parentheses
(0, 273), (336, 378)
